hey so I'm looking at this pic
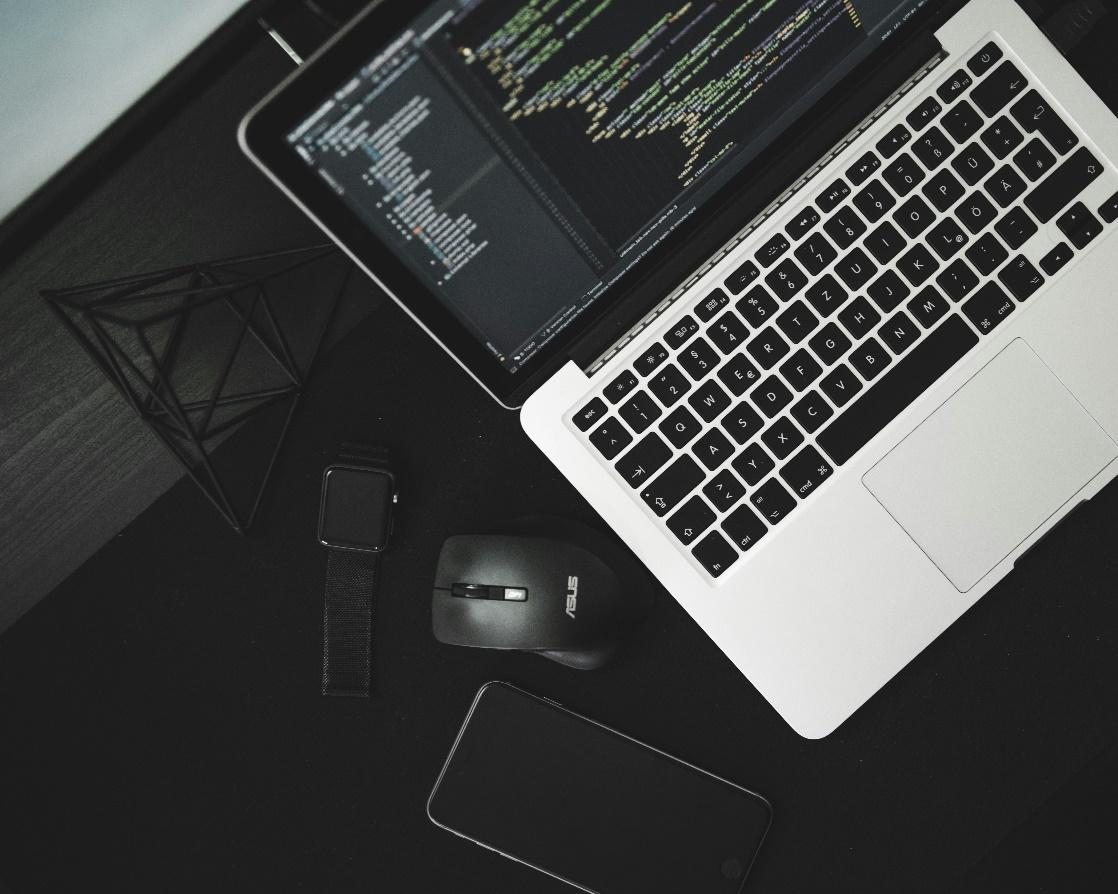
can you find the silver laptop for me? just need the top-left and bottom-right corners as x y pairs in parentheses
(240, 0), (1118, 737)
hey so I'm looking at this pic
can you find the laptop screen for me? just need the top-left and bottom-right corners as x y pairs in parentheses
(288, 0), (928, 374)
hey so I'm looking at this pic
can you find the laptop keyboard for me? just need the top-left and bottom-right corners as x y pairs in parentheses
(571, 38), (1118, 579)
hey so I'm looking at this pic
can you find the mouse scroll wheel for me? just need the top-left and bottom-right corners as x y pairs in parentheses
(451, 584), (528, 601)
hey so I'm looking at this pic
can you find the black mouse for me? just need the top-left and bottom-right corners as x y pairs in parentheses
(431, 517), (649, 669)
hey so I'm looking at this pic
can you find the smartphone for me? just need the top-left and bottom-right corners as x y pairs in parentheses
(427, 682), (772, 894)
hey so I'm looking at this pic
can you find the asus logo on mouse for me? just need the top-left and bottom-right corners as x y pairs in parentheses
(565, 576), (579, 619)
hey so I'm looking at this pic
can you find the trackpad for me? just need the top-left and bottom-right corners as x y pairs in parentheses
(863, 339), (1116, 592)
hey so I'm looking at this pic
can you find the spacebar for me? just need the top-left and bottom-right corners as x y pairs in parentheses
(817, 315), (978, 465)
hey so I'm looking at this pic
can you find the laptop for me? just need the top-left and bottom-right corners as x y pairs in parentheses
(240, 0), (1118, 737)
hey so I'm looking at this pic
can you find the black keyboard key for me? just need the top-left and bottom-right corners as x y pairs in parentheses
(1010, 90), (1077, 155)
(751, 374), (793, 418)
(953, 143), (994, 185)
(724, 258), (761, 294)
(971, 60), (1027, 116)
(808, 322), (852, 366)
(924, 168), (966, 211)
(1040, 242), (1073, 276)
(692, 531), (738, 577)
(942, 100), (982, 143)
(867, 269), (911, 313)
(750, 479), (797, 526)
(590, 418), (633, 459)
(937, 70), (972, 104)
(756, 233), (790, 268)
(912, 126), (954, 170)
(787, 207), (821, 240)
(659, 406), (702, 448)
(817, 315), (978, 464)
(574, 397), (607, 431)
(779, 348), (822, 392)
(694, 288), (731, 322)
(838, 295), (881, 340)
(604, 370), (638, 403)
(824, 205), (867, 249)
(803, 273), (848, 317)
(965, 232), (1009, 276)
(816, 178), (851, 213)
(746, 326), (790, 369)
(722, 401), (765, 444)
(927, 217), (970, 259)
(994, 205), (1038, 249)
(853, 180), (897, 223)
(968, 41), (1002, 77)
(642, 455), (704, 516)
(616, 433), (672, 487)
(717, 354), (761, 396)
(957, 191), (998, 233)
(907, 285), (950, 328)
(1013, 138), (1057, 182)
(1025, 147), (1103, 222)
(847, 151), (881, 185)
(878, 310), (920, 354)
(688, 379), (731, 422)
(819, 362), (863, 407)
(732, 443), (775, 486)
(779, 445), (835, 501)
(790, 390), (834, 433)
(635, 341), (669, 376)
(896, 243), (939, 286)
(835, 247), (877, 290)
(864, 220), (907, 263)
(737, 284), (780, 327)
(704, 469), (745, 512)
(679, 337), (719, 379)
(619, 390), (662, 433)
(693, 429), (734, 471)
(998, 255), (1044, 302)
(664, 315), (700, 349)
(883, 153), (925, 196)
(894, 195), (936, 238)
(775, 299), (819, 344)
(1099, 189), (1118, 223)
(877, 123), (912, 159)
(849, 336), (892, 381)
(907, 96), (942, 132)
(649, 363), (692, 407)
(761, 417), (804, 461)
(936, 258), (981, 302)
(980, 116), (1023, 159)
(765, 257), (809, 299)
(667, 496), (716, 546)
(962, 281), (1015, 334)
(708, 310), (749, 354)
(1056, 201), (1102, 248)
(794, 231), (838, 275)
(721, 505), (767, 553)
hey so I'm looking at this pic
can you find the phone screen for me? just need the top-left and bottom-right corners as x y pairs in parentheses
(427, 683), (771, 894)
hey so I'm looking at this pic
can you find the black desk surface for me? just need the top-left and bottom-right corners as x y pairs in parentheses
(3, 6), (1118, 893)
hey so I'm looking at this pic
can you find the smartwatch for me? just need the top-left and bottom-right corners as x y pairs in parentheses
(317, 443), (397, 697)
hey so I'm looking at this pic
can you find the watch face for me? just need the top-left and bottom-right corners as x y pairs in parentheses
(319, 466), (394, 551)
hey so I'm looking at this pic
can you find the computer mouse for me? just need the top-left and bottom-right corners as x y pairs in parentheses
(431, 517), (649, 670)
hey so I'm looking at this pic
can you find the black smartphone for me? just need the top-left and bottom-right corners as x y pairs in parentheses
(427, 682), (772, 894)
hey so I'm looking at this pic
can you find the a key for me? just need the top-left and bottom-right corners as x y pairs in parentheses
(789, 390), (834, 433)
(984, 164), (1027, 210)
(721, 401), (765, 444)
(998, 255), (1044, 301)
(755, 233), (790, 268)
(692, 531), (739, 577)
(667, 496), (716, 546)
(765, 257), (809, 299)
(775, 299), (819, 344)
(779, 445), (835, 500)
(907, 96), (942, 132)
(708, 310), (749, 354)
(1010, 90), (1077, 155)
(883, 153), (925, 196)
(971, 60), (1027, 116)
(724, 258), (761, 294)
(912, 126), (953, 170)
(968, 41), (1002, 77)
(720, 505), (767, 553)
(853, 180), (897, 222)
(867, 269), (910, 313)
(816, 178), (851, 213)
(616, 433), (672, 487)
(847, 151), (881, 185)
(732, 443), (775, 486)
(1013, 138), (1057, 182)
(803, 273), (848, 317)
(923, 168), (965, 211)
(849, 336), (892, 381)
(659, 406), (702, 448)
(864, 220), (907, 263)
(834, 247), (877, 290)
(664, 315), (700, 349)
(573, 397), (606, 431)
(619, 391), (662, 432)
(952, 143), (994, 185)
(693, 429), (734, 470)
(694, 288), (731, 322)
(786, 207), (821, 240)
(965, 232), (1009, 276)
(907, 285), (950, 328)
(823, 205), (867, 249)
(751, 374), (793, 418)
(896, 243), (939, 286)
(819, 362), (863, 407)
(641, 455), (705, 516)
(716, 354), (761, 396)
(942, 100), (982, 142)
(1099, 189), (1118, 223)
(746, 326), (791, 370)
(750, 478), (797, 526)
(604, 370), (638, 403)
(795, 231), (838, 275)
(957, 191), (998, 233)
(1056, 201), (1102, 248)
(936, 258), (980, 302)
(679, 337), (719, 379)
(779, 349), (822, 392)
(837, 295), (882, 339)
(927, 217), (970, 259)
(1040, 242), (1073, 275)
(737, 285), (779, 327)
(876, 123), (912, 159)
(589, 417), (633, 460)
(980, 116), (1023, 159)
(1025, 147), (1103, 222)
(808, 322), (852, 366)
(994, 206), (1038, 248)
(704, 469), (746, 512)
(635, 341), (669, 376)
(688, 379), (731, 422)
(817, 316), (978, 464)
(649, 364), (692, 407)
(894, 195), (936, 238)
(962, 281), (1015, 333)
(878, 310), (920, 354)
(937, 70), (973, 104)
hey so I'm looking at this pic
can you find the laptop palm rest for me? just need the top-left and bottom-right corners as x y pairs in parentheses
(863, 339), (1117, 593)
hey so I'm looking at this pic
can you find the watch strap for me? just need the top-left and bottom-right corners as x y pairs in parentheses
(322, 548), (380, 697)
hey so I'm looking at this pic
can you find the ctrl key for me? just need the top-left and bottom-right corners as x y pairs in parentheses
(692, 531), (739, 578)
(721, 505), (768, 553)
